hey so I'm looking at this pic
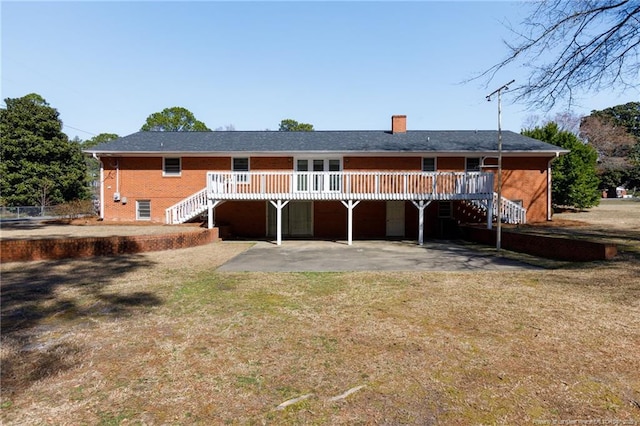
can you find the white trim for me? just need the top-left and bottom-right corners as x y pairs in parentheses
(98, 157), (104, 220)
(90, 150), (569, 158)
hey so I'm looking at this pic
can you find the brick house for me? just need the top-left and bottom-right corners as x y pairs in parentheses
(85, 115), (567, 245)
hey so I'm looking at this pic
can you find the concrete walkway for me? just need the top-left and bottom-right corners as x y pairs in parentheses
(217, 240), (541, 272)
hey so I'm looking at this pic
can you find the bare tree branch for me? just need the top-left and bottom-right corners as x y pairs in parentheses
(474, 0), (640, 110)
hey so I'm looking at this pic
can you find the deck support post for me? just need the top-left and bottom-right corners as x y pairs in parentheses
(269, 200), (289, 246)
(207, 199), (214, 229)
(207, 200), (226, 229)
(341, 200), (361, 246)
(487, 195), (494, 230)
(411, 200), (432, 245)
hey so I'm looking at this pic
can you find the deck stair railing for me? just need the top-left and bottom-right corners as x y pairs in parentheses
(165, 188), (208, 224)
(470, 192), (527, 224)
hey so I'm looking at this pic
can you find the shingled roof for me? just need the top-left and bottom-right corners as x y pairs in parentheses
(85, 130), (567, 156)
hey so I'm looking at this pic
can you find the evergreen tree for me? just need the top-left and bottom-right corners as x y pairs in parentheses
(523, 122), (600, 210)
(80, 133), (119, 194)
(0, 93), (89, 206)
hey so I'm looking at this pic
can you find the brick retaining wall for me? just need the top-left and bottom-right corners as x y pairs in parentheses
(461, 226), (617, 261)
(1, 229), (219, 263)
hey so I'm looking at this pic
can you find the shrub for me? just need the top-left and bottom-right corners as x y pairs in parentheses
(53, 199), (96, 219)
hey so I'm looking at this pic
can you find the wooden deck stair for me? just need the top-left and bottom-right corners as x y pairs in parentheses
(467, 193), (527, 224)
(165, 188), (208, 225)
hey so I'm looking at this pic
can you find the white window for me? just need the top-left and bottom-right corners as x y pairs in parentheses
(163, 157), (181, 176)
(233, 157), (249, 183)
(136, 200), (151, 220)
(422, 157), (436, 172)
(465, 157), (481, 172)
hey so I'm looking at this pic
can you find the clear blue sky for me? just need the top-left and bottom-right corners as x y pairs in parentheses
(2, 1), (638, 140)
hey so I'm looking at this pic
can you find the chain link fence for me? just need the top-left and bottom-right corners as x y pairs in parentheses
(0, 201), (97, 220)
(0, 206), (58, 219)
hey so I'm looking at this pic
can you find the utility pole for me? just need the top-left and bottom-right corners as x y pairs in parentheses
(486, 79), (514, 252)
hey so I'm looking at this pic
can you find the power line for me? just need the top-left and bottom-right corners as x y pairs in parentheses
(63, 124), (97, 137)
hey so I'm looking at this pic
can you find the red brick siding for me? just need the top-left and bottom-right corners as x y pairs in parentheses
(352, 201), (386, 239)
(215, 201), (266, 237)
(251, 157), (293, 170)
(501, 157), (549, 223)
(102, 157), (230, 223)
(436, 157), (465, 171)
(1, 229), (218, 263)
(314, 201), (347, 238)
(101, 155), (553, 227)
(462, 226), (617, 261)
(344, 157), (421, 170)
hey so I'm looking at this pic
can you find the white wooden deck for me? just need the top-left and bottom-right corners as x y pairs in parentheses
(205, 171), (494, 201)
(166, 171), (524, 246)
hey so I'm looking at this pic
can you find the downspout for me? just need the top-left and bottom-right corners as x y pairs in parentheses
(93, 153), (104, 220)
(547, 152), (560, 221)
(116, 158), (120, 196)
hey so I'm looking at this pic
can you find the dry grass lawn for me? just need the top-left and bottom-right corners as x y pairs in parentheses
(1, 200), (639, 425)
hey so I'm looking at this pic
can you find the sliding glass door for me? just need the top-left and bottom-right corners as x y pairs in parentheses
(295, 159), (341, 192)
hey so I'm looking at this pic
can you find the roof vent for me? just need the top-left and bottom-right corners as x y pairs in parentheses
(391, 115), (407, 134)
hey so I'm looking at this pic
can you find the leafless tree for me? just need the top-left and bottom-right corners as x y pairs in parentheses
(580, 114), (636, 166)
(481, 0), (640, 109)
(522, 111), (582, 134)
(215, 124), (236, 131)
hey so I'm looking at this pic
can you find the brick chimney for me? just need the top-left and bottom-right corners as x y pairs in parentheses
(391, 115), (406, 133)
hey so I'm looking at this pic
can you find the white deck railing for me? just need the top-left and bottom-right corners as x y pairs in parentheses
(471, 193), (527, 224)
(206, 171), (494, 201)
(165, 188), (208, 224)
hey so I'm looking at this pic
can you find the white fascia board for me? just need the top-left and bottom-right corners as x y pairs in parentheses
(86, 149), (569, 158)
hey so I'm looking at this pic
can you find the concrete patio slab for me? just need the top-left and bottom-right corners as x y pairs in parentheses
(216, 240), (541, 272)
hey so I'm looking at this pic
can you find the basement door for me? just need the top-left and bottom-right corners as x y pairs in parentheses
(267, 201), (313, 237)
(386, 201), (405, 237)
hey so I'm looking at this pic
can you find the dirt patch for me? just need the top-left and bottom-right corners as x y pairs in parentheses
(0, 219), (204, 240)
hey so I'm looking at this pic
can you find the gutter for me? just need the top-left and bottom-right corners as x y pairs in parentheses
(93, 153), (104, 220)
(547, 152), (561, 221)
(84, 150), (569, 158)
